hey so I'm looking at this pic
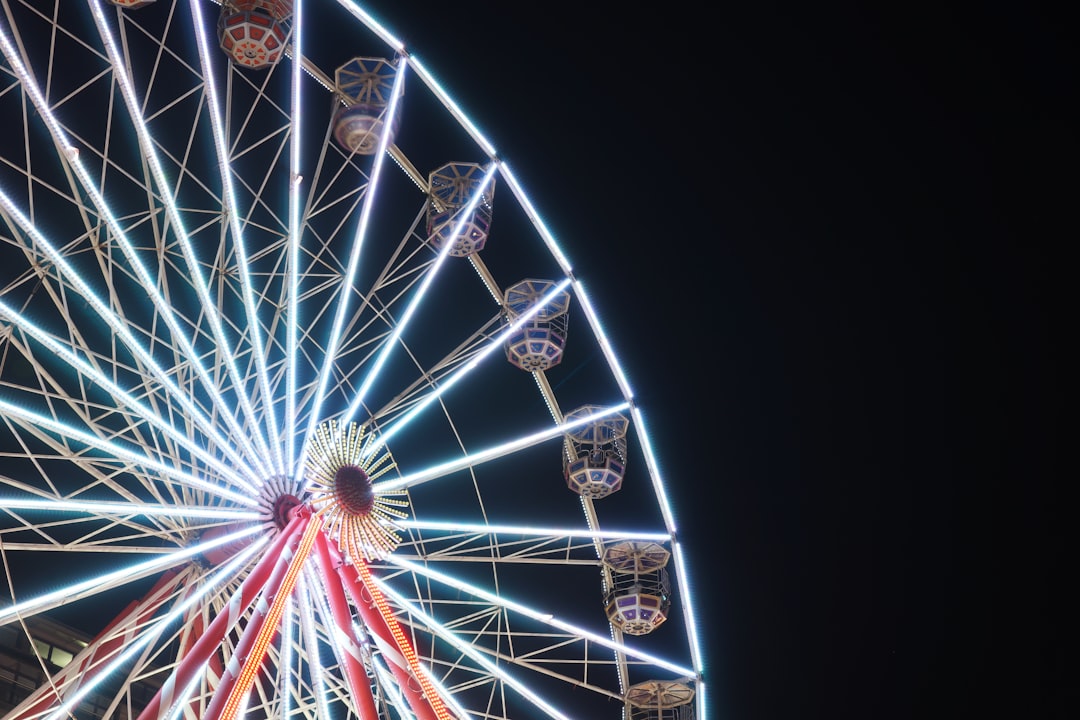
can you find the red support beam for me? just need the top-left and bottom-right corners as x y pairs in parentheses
(210, 512), (323, 720)
(327, 540), (447, 720)
(174, 586), (225, 718)
(312, 528), (380, 720)
(136, 511), (308, 720)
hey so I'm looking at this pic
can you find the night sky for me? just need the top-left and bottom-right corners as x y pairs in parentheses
(364, 2), (1069, 717)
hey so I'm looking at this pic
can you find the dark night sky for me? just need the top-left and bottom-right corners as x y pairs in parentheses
(364, 2), (1070, 718)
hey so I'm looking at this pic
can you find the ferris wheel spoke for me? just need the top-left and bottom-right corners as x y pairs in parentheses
(386, 556), (693, 675)
(88, 2), (280, 479)
(186, 0), (285, 477)
(338, 164), (499, 431)
(364, 312), (506, 426)
(0, 523), (261, 630)
(294, 573), (337, 720)
(0, 397), (257, 506)
(297, 59), (407, 479)
(0, 515), (204, 556)
(372, 401), (630, 494)
(1, 495), (258, 524)
(283, 0), (307, 475)
(357, 277), (575, 464)
(394, 519), (671, 562)
(0, 505), (189, 556)
(274, 594), (298, 718)
(0, 458), (228, 527)
(0, 540), (190, 554)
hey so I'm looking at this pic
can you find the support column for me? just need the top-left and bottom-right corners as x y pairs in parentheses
(208, 512), (322, 720)
(327, 541), (449, 720)
(137, 511), (307, 720)
(312, 528), (380, 720)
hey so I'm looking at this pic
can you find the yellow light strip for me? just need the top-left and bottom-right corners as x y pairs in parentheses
(355, 554), (452, 720)
(218, 514), (323, 720)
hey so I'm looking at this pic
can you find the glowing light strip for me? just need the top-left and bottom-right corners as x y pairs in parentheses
(0, 523), (262, 626)
(297, 58), (408, 482)
(279, 595), (295, 720)
(0, 543), (189, 554)
(297, 572), (334, 720)
(356, 560), (451, 720)
(403, 55), (497, 158)
(0, 298), (255, 493)
(0, 396), (256, 506)
(0, 25), (266, 480)
(670, 541), (706, 703)
(0, 497), (259, 520)
(626, 404), (706, 687)
(286, 0), (306, 476)
(40, 537), (267, 720)
(572, 279), (633, 399)
(218, 515), (322, 720)
(494, 163), (573, 272)
(369, 659), (419, 720)
(342, 164), (499, 428)
(334, 1), (406, 54)
(630, 405), (678, 538)
(163, 669), (206, 720)
(375, 579), (571, 720)
(88, 0), (276, 477)
(362, 278), (573, 460)
(373, 402), (629, 493)
(389, 556), (693, 677)
(395, 519), (670, 542)
(188, 0), (283, 478)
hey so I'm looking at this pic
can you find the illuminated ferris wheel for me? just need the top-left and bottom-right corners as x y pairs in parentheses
(0, 2), (704, 719)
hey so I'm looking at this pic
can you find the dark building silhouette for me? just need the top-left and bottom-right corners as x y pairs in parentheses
(0, 611), (159, 718)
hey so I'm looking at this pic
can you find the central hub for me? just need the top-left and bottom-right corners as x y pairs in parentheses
(334, 463), (375, 515)
(271, 493), (303, 529)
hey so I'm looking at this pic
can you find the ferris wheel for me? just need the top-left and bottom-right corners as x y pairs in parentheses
(0, 2), (704, 719)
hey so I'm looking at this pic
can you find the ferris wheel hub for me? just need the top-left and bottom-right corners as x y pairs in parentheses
(271, 493), (303, 529)
(333, 464), (375, 516)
